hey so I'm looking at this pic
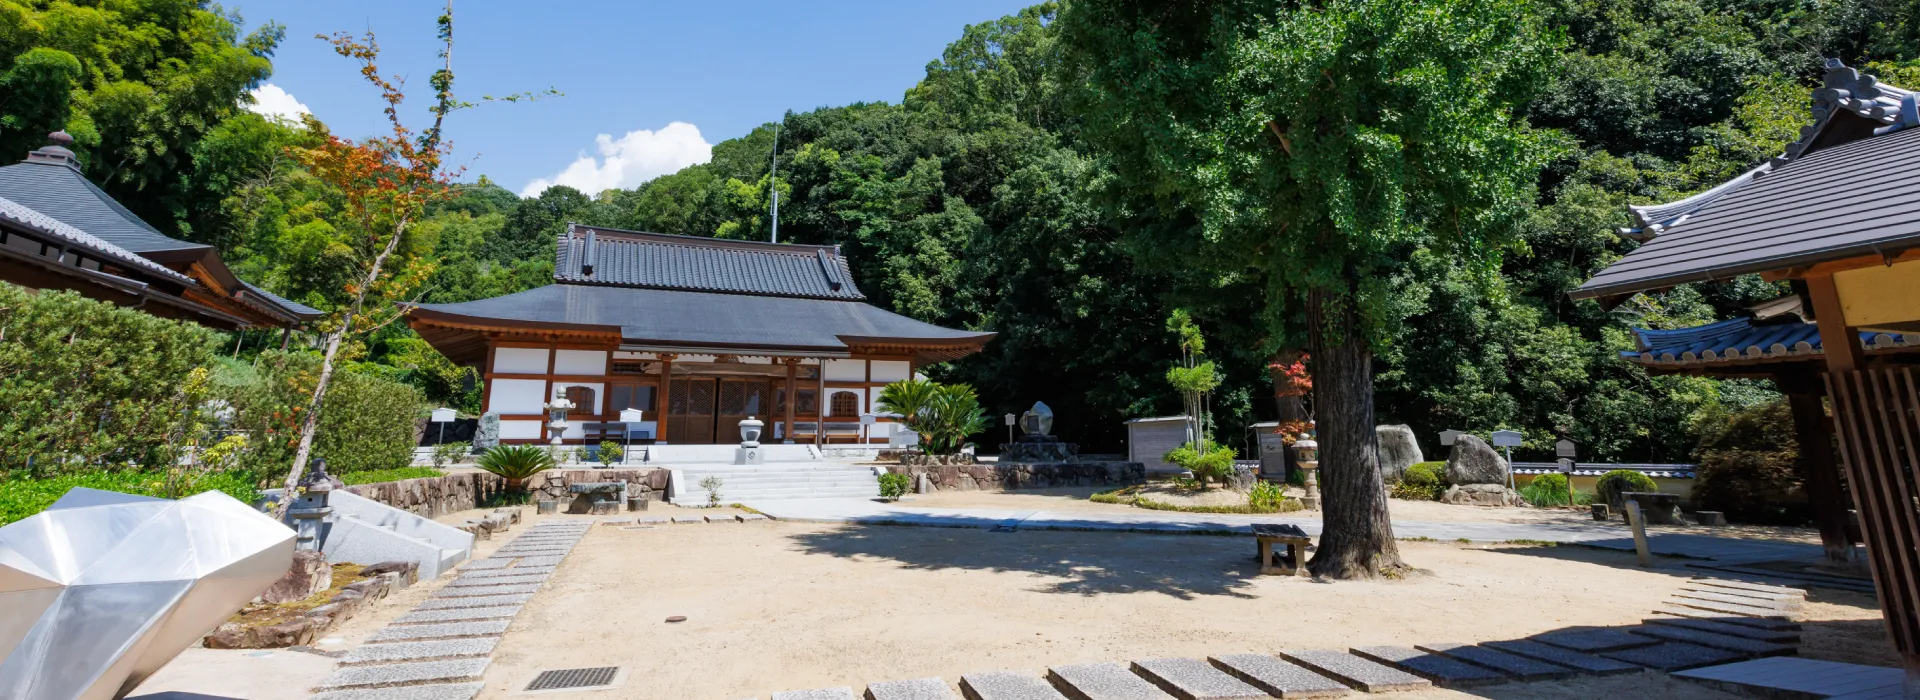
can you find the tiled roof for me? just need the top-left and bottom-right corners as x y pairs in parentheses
(1513, 463), (1696, 479)
(239, 281), (323, 319)
(0, 157), (208, 254)
(1622, 317), (1913, 366)
(553, 225), (865, 301)
(1575, 61), (1920, 301)
(0, 194), (191, 284)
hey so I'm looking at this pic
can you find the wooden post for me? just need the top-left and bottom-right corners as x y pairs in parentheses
(1807, 274), (1865, 372)
(656, 353), (676, 444)
(783, 358), (799, 444)
(1777, 370), (1856, 563)
(1625, 499), (1653, 567)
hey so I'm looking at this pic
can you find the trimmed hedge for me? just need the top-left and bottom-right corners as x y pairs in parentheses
(340, 467), (446, 485)
(0, 470), (261, 526)
(1392, 460), (1447, 500)
(1595, 469), (1659, 509)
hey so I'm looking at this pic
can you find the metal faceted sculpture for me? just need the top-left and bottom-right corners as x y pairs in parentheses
(0, 488), (294, 700)
(1020, 401), (1054, 437)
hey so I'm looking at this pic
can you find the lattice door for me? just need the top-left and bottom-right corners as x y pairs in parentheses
(1826, 367), (1920, 656)
(668, 379), (717, 444)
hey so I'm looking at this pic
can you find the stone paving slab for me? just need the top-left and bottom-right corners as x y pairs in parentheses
(310, 681), (485, 700)
(1414, 643), (1574, 681)
(340, 637), (498, 665)
(1600, 642), (1748, 671)
(430, 583), (540, 598)
(772, 688), (858, 700)
(638, 516), (670, 524)
(457, 558), (513, 570)
(314, 657), (490, 690)
(672, 515), (707, 524)
(1627, 624), (1797, 656)
(1130, 657), (1266, 699)
(393, 605), (523, 624)
(865, 677), (959, 700)
(1673, 657), (1903, 699)
(959, 671), (1070, 700)
(1681, 584), (1804, 604)
(1274, 651), (1429, 693)
(1350, 646), (1506, 688)
(1645, 615), (1801, 643)
(458, 565), (555, 579)
(368, 619), (511, 642)
(1481, 640), (1642, 675)
(1676, 589), (1801, 611)
(600, 517), (634, 526)
(490, 547), (572, 556)
(1207, 654), (1350, 698)
(1691, 578), (1806, 597)
(1532, 627), (1661, 653)
(1666, 597), (1796, 620)
(1046, 662), (1174, 699)
(705, 514), (741, 523)
(447, 573), (547, 588)
(1653, 606), (1801, 631)
(508, 555), (566, 567)
(414, 593), (534, 610)
(740, 513), (770, 521)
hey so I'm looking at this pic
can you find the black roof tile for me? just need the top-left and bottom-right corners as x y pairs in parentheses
(0, 159), (208, 254)
(554, 225), (865, 301)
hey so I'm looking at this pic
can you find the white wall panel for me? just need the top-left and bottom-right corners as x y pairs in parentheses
(870, 361), (910, 383)
(499, 420), (542, 440)
(824, 359), (867, 381)
(490, 379), (549, 414)
(553, 350), (606, 375)
(493, 348), (549, 374)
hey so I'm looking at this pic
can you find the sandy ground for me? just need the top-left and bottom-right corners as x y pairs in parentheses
(478, 518), (1886, 700)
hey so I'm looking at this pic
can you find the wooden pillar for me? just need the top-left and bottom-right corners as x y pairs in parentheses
(1777, 370), (1855, 563)
(1808, 274), (1866, 372)
(783, 358), (799, 444)
(656, 354), (676, 444)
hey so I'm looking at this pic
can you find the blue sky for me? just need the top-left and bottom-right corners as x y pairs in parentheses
(228, 0), (1035, 197)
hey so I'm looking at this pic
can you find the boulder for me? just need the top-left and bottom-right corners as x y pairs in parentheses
(473, 412), (500, 451)
(260, 550), (331, 604)
(361, 560), (419, 588)
(1225, 464), (1258, 492)
(1376, 424), (1423, 483)
(1441, 483), (1523, 507)
(1445, 434), (1509, 485)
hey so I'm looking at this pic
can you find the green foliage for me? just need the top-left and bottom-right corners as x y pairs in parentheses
(220, 351), (428, 476)
(700, 475), (724, 506)
(431, 441), (470, 468)
(921, 383), (990, 454)
(1692, 400), (1803, 523)
(596, 441), (624, 466)
(474, 445), (555, 488)
(1248, 480), (1287, 511)
(1164, 442), (1237, 485)
(340, 467), (445, 486)
(878, 472), (912, 500)
(0, 470), (261, 527)
(1518, 472), (1590, 507)
(1391, 461), (1448, 500)
(1595, 469), (1659, 509)
(877, 378), (939, 437)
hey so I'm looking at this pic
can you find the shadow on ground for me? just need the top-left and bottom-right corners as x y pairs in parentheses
(787, 520), (1268, 599)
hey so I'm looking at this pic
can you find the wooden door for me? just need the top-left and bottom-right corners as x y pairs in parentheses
(717, 378), (776, 444)
(668, 379), (717, 444)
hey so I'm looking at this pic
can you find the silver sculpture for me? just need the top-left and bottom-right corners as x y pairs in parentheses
(0, 487), (294, 700)
(1020, 401), (1054, 437)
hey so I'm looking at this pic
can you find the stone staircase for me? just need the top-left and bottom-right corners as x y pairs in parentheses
(314, 491), (473, 580)
(667, 464), (881, 505)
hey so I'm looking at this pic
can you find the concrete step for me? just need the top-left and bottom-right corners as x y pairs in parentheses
(1413, 643), (1575, 681)
(1274, 650), (1430, 693)
(1626, 625), (1798, 657)
(1207, 654), (1351, 698)
(1599, 642), (1749, 671)
(959, 671), (1068, 700)
(1045, 662), (1173, 699)
(1349, 646), (1508, 688)
(1644, 616), (1801, 643)
(1480, 640), (1642, 675)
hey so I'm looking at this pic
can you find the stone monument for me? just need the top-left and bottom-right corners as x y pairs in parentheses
(1375, 424), (1423, 483)
(1440, 434), (1521, 506)
(1001, 401), (1077, 463)
(473, 411), (500, 451)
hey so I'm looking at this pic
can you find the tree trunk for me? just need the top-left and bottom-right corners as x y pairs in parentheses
(1304, 285), (1404, 578)
(1779, 371), (1855, 563)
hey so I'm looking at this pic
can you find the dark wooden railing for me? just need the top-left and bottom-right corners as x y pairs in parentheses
(1826, 367), (1920, 661)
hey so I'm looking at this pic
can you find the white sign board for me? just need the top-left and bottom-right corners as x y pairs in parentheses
(1555, 438), (1577, 458)
(1005, 413), (1017, 426)
(619, 408), (646, 423)
(430, 407), (457, 423)
(859, 413), (878, 425)
(1490, 429), (1523, 448)
(1439, 429), (1465, 446)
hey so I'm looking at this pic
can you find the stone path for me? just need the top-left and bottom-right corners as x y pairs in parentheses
(1674, 657), (1904, 698)
(752, 575), (1827, 699)
(308, 518), (591, 700)
(740, 498), (1822, 563)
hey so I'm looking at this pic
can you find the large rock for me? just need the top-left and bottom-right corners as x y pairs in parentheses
(1376, 425), (1423, 483)
(260, 550), (332, 604)
(1445, 434), (1509, 485)
(473, 412), (500, 450)
(1441, 483), (1522, 507)
(1225, 464), (1258, 492)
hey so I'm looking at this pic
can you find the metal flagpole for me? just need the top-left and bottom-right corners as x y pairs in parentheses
(769, 121), (779, 244)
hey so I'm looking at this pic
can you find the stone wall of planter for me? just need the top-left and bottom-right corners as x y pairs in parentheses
(204, 561), (418, 649)
(528, 468), (668, 504)
(887, 461), (1146, 492)
(897, 453), (977, 467)
(341, 471), (508, 519)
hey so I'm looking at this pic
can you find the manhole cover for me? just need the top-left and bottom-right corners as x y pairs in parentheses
(526, 666), (620, 691)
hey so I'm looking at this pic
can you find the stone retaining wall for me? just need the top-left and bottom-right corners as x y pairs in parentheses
(898, 453), (977, 467)
(341, 472), (508, 519)
(887, 461), (1145, 492)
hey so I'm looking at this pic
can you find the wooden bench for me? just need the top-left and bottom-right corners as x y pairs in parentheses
(1254, 523), (1312, 576)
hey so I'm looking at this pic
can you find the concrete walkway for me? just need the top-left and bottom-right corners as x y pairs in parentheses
(741, 498), (1822, 563)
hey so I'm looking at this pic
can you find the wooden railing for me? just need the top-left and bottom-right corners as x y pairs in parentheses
(1826, 367), (1920, 658)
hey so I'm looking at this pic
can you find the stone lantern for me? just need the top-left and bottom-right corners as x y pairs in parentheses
(544, 391), (576, 451)
(290, 457), (336, 551)
(1294, 431), (1321, 511)
(735, 415), (765, 465)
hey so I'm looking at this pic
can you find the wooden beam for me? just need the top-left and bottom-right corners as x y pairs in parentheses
(1777, 370), (1857, 562)
(1808, 274), (1867, 373)
(1764, 247), (1920, 282)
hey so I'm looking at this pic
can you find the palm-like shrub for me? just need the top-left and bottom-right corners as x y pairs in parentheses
(877, 378), (938, 435)
(921, 383), (989, 455)
(475, 444), (556, 491)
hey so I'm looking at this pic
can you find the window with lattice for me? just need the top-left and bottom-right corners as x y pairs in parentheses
(829, 391), (860, 417)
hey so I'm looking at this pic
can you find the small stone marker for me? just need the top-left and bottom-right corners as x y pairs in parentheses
(1481, 640), (1642, 675)
(772, 688), (858, 700)
(1130, 657), (1266, 699)
(1532, 627), (1660, 653)
(1206, 654), (1350, 698)
(959, 671), (1070, 700)
(1644, 616), (1800, 643)
(1624, 500), (1653, 566)
(865, 677), (959, 700)
(1275, 650), (1429, 693)
(1590, 503), (1609, 521)
(666, 615), (687, 623)
(1414, 643), (1574, 681)
(1349, 646), (1507, 688)
(1625, 625), (1796, 656)
(1047, 662), (1175, 699)
(367, 618), (510, 643)
(1600, 641), (1747, 671)
(1652, 607), (1800, 631)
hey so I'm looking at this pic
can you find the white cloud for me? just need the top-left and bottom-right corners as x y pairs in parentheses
(244, 84), (312, 122)
(521, 121), (712, 197)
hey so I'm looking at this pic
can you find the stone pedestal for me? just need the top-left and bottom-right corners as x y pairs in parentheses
(999, 435), (1077, 463)
(1591, 503), (1610, 521)
(568, 482), (626, 515)
(536, 500), (559, 515)
(735, 447), (764, 465)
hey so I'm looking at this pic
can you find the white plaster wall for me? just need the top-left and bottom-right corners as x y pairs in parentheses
(493, 348), (549, 374)
(499, 420), (543, 440)
(870, 361), (910, 383)
(868, 387), (886, 414)
(552, 381), (606, 414)
(824, 359), (867, 381)
(553, 350), (606, 375)
(490, 379), (548, 414)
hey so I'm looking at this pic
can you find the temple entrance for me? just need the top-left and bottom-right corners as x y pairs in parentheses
(667, 377), (776, 444)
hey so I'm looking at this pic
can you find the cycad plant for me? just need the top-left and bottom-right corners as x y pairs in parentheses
(922, 383), (990, 455)
(877, 378), (939, 435)
(475, 444), (556, 492)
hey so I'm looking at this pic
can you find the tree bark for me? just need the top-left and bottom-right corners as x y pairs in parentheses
(1304, 284), (1404, 578)
(1779, 371), (1855, 563)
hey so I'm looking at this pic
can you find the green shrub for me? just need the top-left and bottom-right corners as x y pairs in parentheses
(1165, 442), (1237, 485)
(878, 472), (912, 500)
(340, 467), (445, 485)
(0, 470), (262, 526)
(1392, 461), (1447, 500)
(1692, 400), (1804, 523)
(1595, 469), (1659, 509)
(1518, 473), (1591, 507)
(222, 350), (428, 477)
(1248, 480), (1286, 510)
(921, 383), (990, 454)
(475, 445), (555, 490)
(432, 441), (471, 468)
(596, 441), (624, 466)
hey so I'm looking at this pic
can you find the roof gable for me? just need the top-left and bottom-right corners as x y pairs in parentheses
(0, 160), (207, 255)
(553, 225), (866, 301)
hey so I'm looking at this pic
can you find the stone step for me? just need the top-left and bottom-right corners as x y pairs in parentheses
(314, 658), (490, 691)
(1413, 643), (1575, 681)
(1274, 650), (1430, 693)
(959, 671), (1070, 700)
(1674, 589), (1802, 611)
(1684, 563), (1875, 593)
(1652, 607), (1801, 631)
(430, 583), (541, 599)
(1046, 662), (1175, 699)
(1480, 640), (1642, 675)
(773, 689), (858, 700)
(1599, 642), (1749, 671)
(447, 574), (548, 588)
(1644, 616), (1801, 643)
(1349, 646), (1507, 688)
(1206, 654), (1349, 698)
(1664, 597), (1796, 620)
(340, 637), (498, 666)
(415, 593), (534, 610)
(368, 619), (510, 643)
(1678, 585), (1804, 607)
(1531, 627), (1661, 653)
(310, 681), (485, 700)
(393, 605), (523, 625)
(865, 677), (959, 700)
(1626, 625), (1798, 656)
(1686, 579), (1807, 598)
(1130, 658), (1266, 699)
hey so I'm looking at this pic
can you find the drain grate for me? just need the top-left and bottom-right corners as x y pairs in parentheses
(526, 666), (620, 691)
